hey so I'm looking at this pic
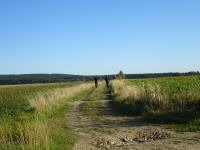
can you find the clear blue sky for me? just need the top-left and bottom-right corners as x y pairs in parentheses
(0, 0), (199, 75)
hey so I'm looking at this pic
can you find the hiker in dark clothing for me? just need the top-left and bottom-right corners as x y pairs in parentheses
(105, 76), (109, 87)
(94, 77), (98, 88)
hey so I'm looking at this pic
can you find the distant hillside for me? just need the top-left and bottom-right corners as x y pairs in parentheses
(0, 74), (91, 85)
(0, 72), (199, 85)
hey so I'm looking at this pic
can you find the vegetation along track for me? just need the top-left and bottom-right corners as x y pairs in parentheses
(67, 83), (200, 150)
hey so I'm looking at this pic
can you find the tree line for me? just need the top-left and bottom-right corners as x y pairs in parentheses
(0, 71), (199, 85)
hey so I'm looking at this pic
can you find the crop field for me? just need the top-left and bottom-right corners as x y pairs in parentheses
(111, 76), (200, 131)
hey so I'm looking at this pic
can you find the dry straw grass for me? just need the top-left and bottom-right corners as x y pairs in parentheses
(112, 80), (141, 100)
(29, 83), (93, 111)
(144, 83), (169, 110)
(112, 80), (170, 113)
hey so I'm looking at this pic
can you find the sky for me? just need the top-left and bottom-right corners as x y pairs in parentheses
(0, 0), (200, 75)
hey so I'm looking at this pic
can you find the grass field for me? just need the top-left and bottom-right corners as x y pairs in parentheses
(0, 82), (93, 149)
(111, 76), (200, 131)
(1, 76), (200, 149)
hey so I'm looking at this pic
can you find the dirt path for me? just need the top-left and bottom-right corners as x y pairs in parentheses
(67, 87), (200, 150)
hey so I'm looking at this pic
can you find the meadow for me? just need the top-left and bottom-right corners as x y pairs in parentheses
(0, 82), (93, 149)
(111, 76), (200, 131)
(1, 76), (200, 149)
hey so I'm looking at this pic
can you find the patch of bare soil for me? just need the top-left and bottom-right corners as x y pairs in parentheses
(67, 92), (200, 150)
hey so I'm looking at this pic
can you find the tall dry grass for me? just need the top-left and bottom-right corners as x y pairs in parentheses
(29, 83), (93, 111)
(112, 80), (141, 101)
(112, 80), (165, 105)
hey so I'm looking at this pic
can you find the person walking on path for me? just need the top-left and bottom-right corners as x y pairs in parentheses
(94, 77), (98, 88)
(105, 76), (110, 87)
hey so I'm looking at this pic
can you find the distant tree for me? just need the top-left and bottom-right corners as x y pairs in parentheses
(117, 70), (125, 79)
